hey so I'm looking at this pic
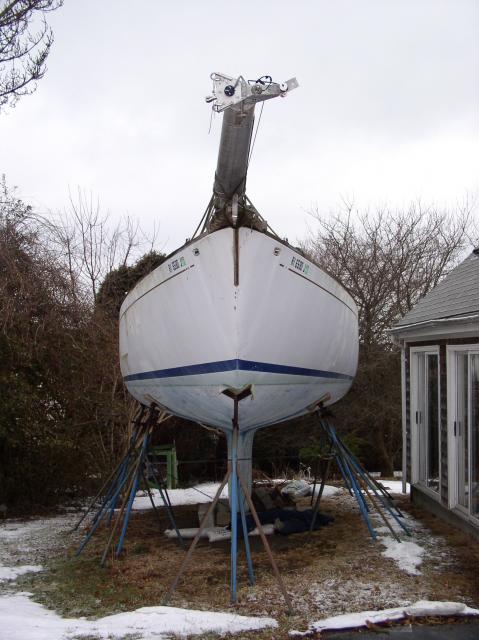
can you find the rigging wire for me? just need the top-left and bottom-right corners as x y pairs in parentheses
(208, 106), (214, 135)
(247, 100), (265, 168)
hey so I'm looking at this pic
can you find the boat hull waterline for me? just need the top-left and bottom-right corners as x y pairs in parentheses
(119, 227), (359, 432)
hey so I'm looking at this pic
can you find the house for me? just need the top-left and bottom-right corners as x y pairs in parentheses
(390, 248), (479, 538)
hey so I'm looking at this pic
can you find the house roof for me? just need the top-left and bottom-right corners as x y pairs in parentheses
(393, 249), (479, 330)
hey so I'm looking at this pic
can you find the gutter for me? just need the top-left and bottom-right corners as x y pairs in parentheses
(390, 312), (479, 335)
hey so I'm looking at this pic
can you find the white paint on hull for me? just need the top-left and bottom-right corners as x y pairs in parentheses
(119, 227), (358, 432)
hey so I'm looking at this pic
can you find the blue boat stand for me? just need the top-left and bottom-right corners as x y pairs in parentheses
(74, 404), (184, 564)
(74, 402), (409, 612)
(309, 414), (410, 542)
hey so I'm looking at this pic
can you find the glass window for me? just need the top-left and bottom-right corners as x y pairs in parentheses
(471, 355), (479, 517)
(413, 350), (440, 492)
(452, 350), (479, 518)
(426, 354), (440, 492)
(456, 352), (469, 509)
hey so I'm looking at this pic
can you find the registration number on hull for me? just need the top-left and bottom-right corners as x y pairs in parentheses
(168, 256), (186, 273)
(291, 256), (310, 275)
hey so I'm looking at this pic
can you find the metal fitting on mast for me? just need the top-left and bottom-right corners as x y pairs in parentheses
(206, 72), (298, 230)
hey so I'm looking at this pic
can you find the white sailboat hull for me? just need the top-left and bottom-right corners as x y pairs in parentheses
(119, 227), (358, 432)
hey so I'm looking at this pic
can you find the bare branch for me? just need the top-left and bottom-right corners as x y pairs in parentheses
(303, 200), (473, 348)
(0, 0), (63, 110)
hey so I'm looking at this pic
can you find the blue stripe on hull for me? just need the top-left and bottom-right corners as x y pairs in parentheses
(123, 359), (353, 382)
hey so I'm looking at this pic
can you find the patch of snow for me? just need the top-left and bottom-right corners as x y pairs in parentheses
(0, 591), (277, 640)
(379, 536), (425, 575)
(0, 565), (43, 583)
(379, 480), (410, 494)
(294, 606), (406, 635)
(164, 524), (275, 542)
(0, 515), (78, 560)
(0, 522), (51, 541)
(164, 527), (200, 539)
(370, 505), (435, 576)
(290, 600), (479, 636)
(206, 524), (275, 542)
(405, 600), (479, 617)
(0, 513), (79, 593)
(133, 481), (342, 511)
(133, 482), (229, 510)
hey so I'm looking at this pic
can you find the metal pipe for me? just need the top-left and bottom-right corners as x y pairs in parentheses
(100, 460), (140, 566)
(115, 433), (148, 557)
(230, 402), (239, 602)
(76, 450), (139, 557)
(327, 420), (410, 534)
(309, 455), (333, 533)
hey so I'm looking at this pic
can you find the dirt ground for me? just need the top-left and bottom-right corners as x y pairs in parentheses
(22, 487), (479, 639)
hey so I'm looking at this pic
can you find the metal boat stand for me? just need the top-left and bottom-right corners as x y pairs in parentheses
(73, 404), (184, 565)
(309, 412), (410, 542)
(163, 396), (293, 613)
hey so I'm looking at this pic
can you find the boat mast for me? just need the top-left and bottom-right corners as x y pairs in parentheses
(205, 73), (298, 230)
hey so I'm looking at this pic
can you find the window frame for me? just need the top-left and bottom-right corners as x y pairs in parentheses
(446, 344), (479, 522)
(410, 345), (441, 500)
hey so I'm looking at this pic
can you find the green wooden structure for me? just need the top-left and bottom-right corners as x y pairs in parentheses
(146, 444), (178, 489)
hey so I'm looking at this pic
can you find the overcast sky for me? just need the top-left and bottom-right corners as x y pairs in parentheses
(1, 0), (478, 253)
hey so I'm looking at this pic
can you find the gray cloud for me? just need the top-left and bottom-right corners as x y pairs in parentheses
(1, 0), (478, 250)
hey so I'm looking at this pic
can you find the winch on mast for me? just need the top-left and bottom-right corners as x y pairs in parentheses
(204, 73), (298, 232)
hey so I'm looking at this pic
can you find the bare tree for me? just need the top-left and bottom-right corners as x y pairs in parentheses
(302, 200), (473, 475)
(0, 177), (161, 506)
(43, 188), (158, 302)
(304, 200), (472, 349)
(0, 0), (63, 110)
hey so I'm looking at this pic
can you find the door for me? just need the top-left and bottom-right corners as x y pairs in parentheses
(471, 354), (479, 517)
(450, 350), (479, 517)
(411, 349), (440, 493)
(455, 352), (469, 509)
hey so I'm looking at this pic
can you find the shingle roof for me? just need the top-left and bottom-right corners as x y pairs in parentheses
(394, 250), (479, 328)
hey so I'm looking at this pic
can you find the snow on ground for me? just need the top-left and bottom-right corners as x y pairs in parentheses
(135, 480), (431, 578)
(0, 565), (43, 583)
(290, 600), (479, 636)
(379, 534), (425, 575)
(303, 491), (425, 619)
(133, 482), (229, 510)
(133, 479), (401, 512)
(0, 482), (465, 639)
(0, 592), (277, 640)
(378, 480), (410, 494)
(164, 523), (275, 541)
(133, 481), (341, 510)
(0, 513), (79, 587)
(0, 509), (277, 639)
(372, 507), (445, 576)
